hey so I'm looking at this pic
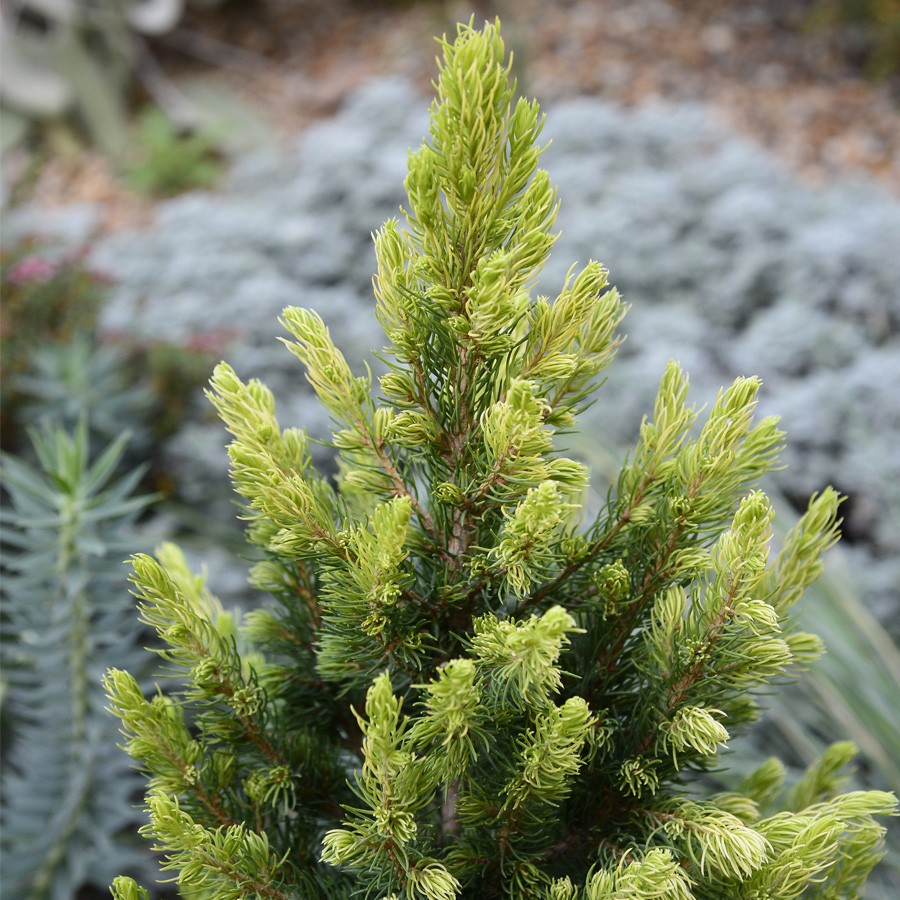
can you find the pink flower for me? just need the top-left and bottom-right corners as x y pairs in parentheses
(187, 329), (239, 353)
(7, 256), (57, 285)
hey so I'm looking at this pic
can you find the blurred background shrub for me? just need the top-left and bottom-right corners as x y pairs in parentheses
(122, 106), (223, 196)
(807, 0), (900, 79)
(0, 0), (187, 157)
(0, 0), (244, 198)
(0, 240), (109, 443)
(0, 236), (218, 459)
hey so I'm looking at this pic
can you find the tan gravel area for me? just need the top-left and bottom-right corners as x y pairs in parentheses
(15, 0), (900, 233)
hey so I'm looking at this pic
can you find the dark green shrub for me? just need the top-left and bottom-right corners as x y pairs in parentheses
(106, 20), (897, 899)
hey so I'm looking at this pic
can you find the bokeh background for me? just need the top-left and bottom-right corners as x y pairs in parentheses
(2, 1), (899, 896)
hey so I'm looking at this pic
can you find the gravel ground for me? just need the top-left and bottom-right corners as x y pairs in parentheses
(13, 0), (900, 234)
(6, 74), (899, 630)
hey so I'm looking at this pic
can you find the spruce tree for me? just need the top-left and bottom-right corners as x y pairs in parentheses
(107, 20), (896, 899)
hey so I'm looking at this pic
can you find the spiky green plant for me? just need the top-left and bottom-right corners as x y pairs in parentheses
(106, 20), (897, 899)
(0, 421), (157, 898)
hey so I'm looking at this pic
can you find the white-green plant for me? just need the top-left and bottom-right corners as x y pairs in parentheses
(106, 20), (897, 899)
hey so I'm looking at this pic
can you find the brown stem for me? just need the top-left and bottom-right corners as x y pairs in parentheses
(596, 473), (706, 680)
(442, 781), (460, 841)
(186, 632), (288, 768)
(632, 528), (747, 760)
(515, 469), (656, 615)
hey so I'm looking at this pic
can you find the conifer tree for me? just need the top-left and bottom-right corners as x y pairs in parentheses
(107, 20), (896, 899)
